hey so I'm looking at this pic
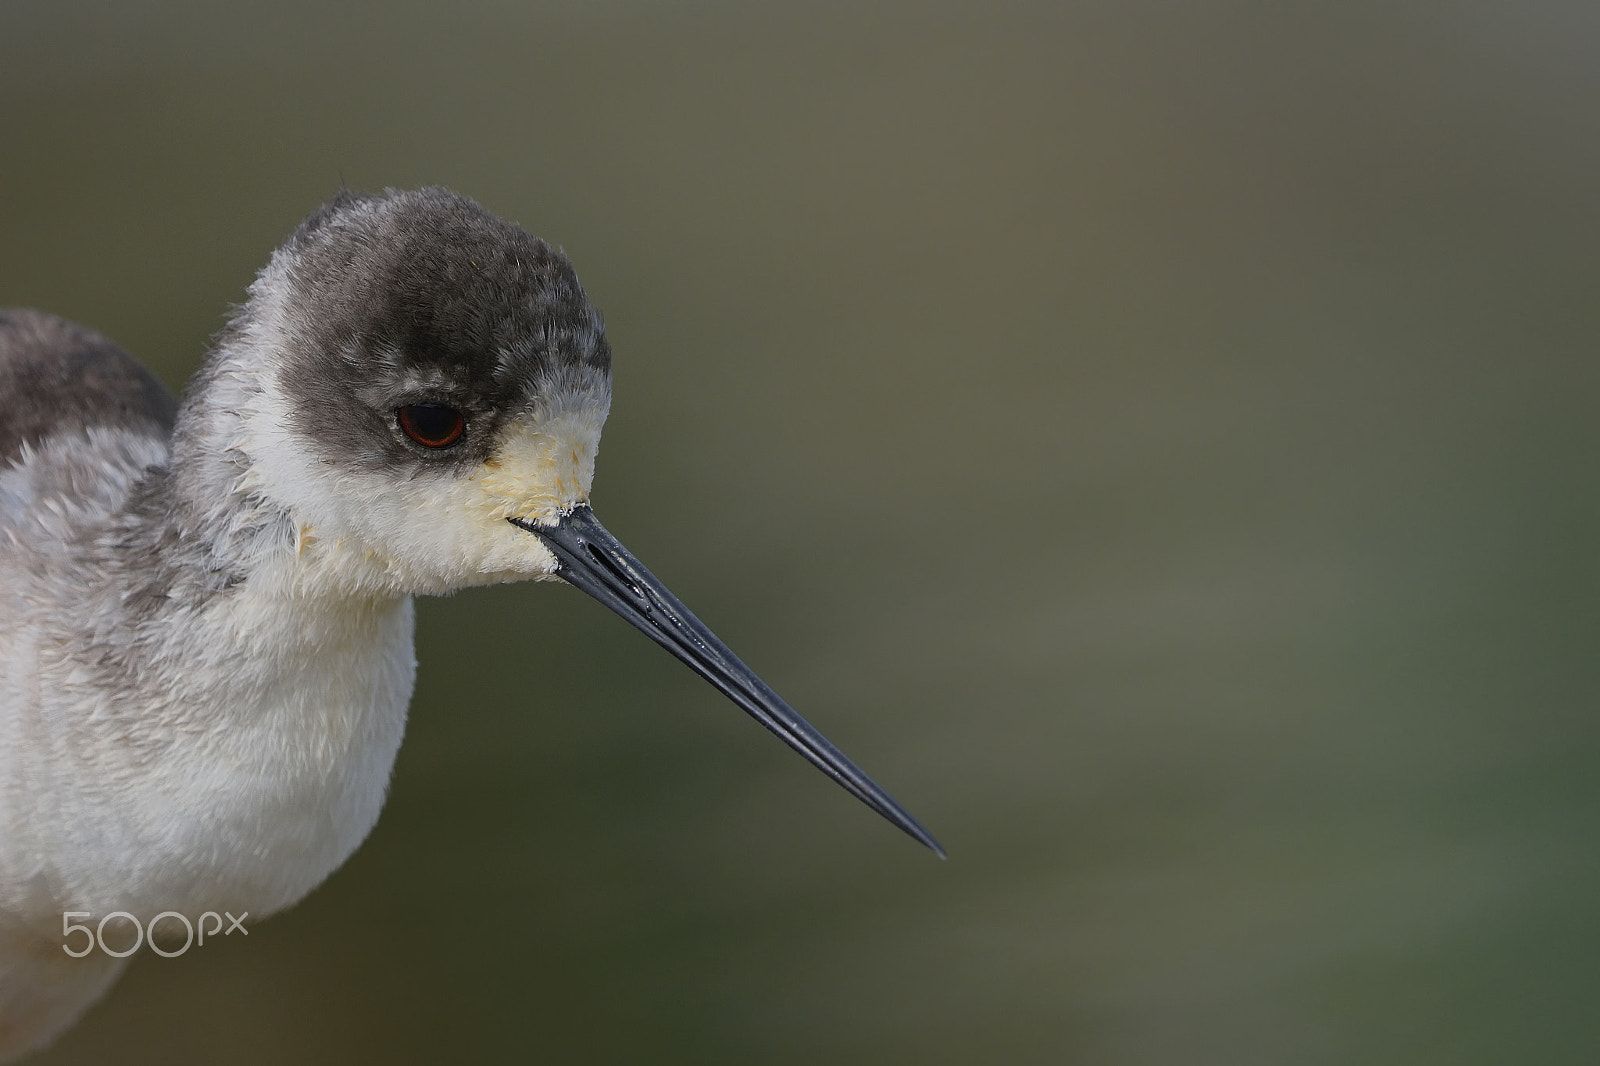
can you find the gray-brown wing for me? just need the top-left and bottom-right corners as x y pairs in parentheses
(0, 309), (176, 467)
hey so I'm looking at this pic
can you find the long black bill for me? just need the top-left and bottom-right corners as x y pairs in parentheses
(510, 507), (944, 857)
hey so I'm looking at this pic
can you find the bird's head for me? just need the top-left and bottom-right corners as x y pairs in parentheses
(213, 187), (610, 594)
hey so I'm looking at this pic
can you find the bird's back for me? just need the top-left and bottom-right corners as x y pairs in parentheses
(0, 309), (177, 468)
(0, 309), (178, 544)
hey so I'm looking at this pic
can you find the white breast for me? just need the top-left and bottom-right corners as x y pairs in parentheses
(0, 433), (418, 928)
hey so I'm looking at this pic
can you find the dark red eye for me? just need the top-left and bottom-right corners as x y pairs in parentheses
(397, 404), (465, 448)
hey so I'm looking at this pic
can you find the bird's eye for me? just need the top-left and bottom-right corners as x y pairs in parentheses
(397, 404), (465, 448)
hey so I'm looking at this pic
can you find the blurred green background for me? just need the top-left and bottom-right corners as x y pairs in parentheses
(5, 1), (1599, 1062)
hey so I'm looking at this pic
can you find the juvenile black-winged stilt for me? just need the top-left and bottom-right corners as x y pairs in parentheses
(0, 188), (939, 1059)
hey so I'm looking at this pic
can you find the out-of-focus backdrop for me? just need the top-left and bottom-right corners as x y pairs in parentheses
(5, 2), (1598, 1062)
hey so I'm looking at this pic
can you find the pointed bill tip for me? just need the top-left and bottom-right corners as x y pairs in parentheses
(511, 507), (944, 857)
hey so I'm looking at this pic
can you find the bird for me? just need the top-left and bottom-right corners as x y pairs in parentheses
(0, 187), (940, 1059)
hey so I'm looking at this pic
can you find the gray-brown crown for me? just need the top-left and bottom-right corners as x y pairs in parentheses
(263, 187), (610, 475)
